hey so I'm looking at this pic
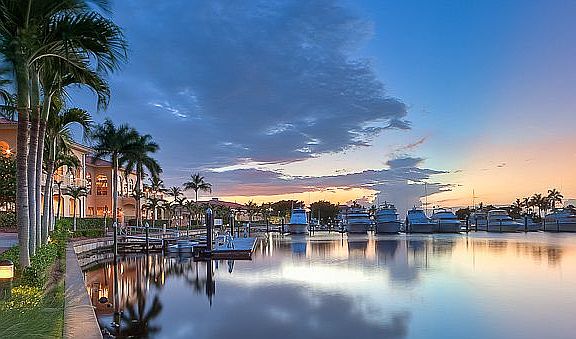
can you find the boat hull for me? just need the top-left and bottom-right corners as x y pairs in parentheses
(484, 222), (521, 232)
(432, 221), (461, 233)
(407, 223), (434, 233)
(376, 221), (401, 233)
(288, 224), (308, 234)
(346, 223), (370, 234)
(542, 221), (576, 232)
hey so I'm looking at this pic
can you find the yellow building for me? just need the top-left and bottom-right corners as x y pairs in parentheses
(0, 118), (140, 221)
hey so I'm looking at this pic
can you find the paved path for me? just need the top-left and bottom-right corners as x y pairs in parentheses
(0, 232), (18, 254)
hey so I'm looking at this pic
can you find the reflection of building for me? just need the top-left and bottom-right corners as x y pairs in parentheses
(0, 118), (138, 219)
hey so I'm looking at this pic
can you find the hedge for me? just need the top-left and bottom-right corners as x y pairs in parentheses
(0, 211), (16, 229)
(58, 217), (108, 238)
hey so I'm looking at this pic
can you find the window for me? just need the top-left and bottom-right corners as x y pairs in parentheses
(97, 206), (109, 217)
(118, 176), (124, 196)
(96, 175), (108, 196)
(88, 207), (94, 216)
(86, 173), (92, 195)
(128, 179), (134, 194)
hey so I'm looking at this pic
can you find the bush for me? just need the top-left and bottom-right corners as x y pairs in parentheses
(0, 211), (16, 229)
(58, 217), (107, 238)
(0, 286), (43, 312)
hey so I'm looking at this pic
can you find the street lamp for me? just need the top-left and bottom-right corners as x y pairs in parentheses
(0, 260), (14, 279)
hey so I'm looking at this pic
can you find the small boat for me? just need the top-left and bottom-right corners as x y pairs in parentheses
(375, 203), (401, 233)
(430, 208), (461, 233)
(405, 208), (434, 233)
(543, 208), (576, 232)
(486, 209), (522, 232)
(288, 208), (309, 234)
(345, 206), (371, 234)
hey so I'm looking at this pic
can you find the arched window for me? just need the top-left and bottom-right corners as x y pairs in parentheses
(86, 173), (92, 195)
(96, 175), (108, 196)
(128, 179), (134, 194)
(69, 198), (75, 216)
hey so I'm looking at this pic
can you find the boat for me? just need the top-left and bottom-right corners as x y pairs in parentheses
(404, 208), (434, 233)
(287, 208), (308, 234)
(375, 203), (402, 233)
(486, 209), (522, 232)
(469, 211), (488, 230)
(514, 216), (542, 232)
(430, 208), (461, 233)
(345, 205), (371, 234)
(543, 208), (576, 232)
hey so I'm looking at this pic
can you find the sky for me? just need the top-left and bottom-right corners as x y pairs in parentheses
(72, 0), (576, 214)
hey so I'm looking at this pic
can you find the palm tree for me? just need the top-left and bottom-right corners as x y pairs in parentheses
(244, 200), (258, 222)
(547, 189), (564, 210)
(149, 177), (166, 197)
(91, 119), (139, 251)
(121, 134), (161, 227)
(0, 67), (14, 120)
(183, 173), (212, 202)
(530, 194), (544, 219)
(0, 0), (127, 267)
(63, 186), (87, 232)
(144, 197), (166, 227)
(41, 102), (92, 242)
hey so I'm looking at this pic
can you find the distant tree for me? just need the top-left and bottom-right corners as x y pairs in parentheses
(309, 200), (340, 224)
(455, 207), (471, 220)
(183, 173), (212, 202)
(270, 200), (304, 219)
(547, 189), (563, 210)
(510, 199), (523, 219)
(244, 200), (258, 221)
(63, 186), (87, 231)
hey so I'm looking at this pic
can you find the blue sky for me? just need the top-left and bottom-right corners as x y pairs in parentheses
(71, 0), (576, 211)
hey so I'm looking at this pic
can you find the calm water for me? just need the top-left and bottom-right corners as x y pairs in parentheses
(83, 233), (576, 339)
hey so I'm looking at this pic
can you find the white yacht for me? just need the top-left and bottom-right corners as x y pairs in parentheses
(375, 203), (402, 233)
(287, 208), (308, 234)
(469, 211), (488, 230)
(486, 209), (522, 232)
(345, 205), (371, 234)
(404, 208), (434, 233)
(430, 208), (461, 233)
(543, 208), (576, 232)
(514, 216), (542, 232)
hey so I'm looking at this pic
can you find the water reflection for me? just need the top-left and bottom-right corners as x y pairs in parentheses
(84, 233), (576, 339)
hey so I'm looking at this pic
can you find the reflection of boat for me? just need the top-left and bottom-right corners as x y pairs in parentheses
(544, 208), (576, 232)
(405, 208), (434, 233)
(347, 235), (368, 257)
(291, 235), (307, 255)
(375, 203), (401, 233)
(345, 206), (371, 234)
(486, 210), (521, 232)
(430, 209), (461, 233)
(288, 208), (309, 234)
(376, 239), (399, 258)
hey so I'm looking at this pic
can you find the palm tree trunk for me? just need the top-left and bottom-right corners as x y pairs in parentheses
(42, 156), (55, 243)
(57, 183), (62, 220)
(27, 70), (41, 254)
(112, 156), (119, 257)
(136, 169), (142, 227)
(36, 96), (51, 244)
(15, 59), (31, 267)
(73, 198), (77, 231)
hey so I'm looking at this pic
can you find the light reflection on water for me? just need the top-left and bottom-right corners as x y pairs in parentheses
(83, 233), (576, 339)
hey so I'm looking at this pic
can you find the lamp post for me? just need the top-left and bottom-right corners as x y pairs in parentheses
(0, 260), (14, 300)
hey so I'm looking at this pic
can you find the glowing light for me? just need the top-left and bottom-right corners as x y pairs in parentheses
(0, 260), (14, 280)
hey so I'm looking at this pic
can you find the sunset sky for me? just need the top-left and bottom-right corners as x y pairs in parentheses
(73, 0), (576, 213)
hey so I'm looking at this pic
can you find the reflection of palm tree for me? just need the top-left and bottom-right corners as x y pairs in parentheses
(105, 285), (163, 337)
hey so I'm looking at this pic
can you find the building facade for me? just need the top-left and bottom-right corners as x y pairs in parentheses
(0, 118), (139, 221)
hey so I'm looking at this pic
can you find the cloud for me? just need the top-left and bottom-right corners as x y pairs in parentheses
(205, 156), (449, 213)
(99, 0), (409, 176)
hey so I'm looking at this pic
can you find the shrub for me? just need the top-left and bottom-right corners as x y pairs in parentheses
(58, 217), (107, 238)
(0, 286), (43, 312)
(22, 244), (58, 288)
(0, 211), (16, 229)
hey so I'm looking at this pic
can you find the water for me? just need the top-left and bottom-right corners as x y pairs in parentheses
(83, 233), (576, 338)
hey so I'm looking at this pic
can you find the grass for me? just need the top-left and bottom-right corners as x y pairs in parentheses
(0, 222), (69, 339)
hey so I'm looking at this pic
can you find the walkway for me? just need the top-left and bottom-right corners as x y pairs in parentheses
(0, 232), (17, 254)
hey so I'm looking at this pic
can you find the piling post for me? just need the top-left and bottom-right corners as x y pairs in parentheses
(230, 213), (235, 237)
(524, 216), (528, 232)
(206, 208), (213, 252)
(145, 222), (150, 250)
(557, 220), (560, 232)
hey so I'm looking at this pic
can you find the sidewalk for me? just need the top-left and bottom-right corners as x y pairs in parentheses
(0, 232), (18, 253)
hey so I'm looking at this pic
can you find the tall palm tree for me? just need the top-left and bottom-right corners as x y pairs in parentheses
(183, 173), (212, 202)
(547, 189), (564, 210)
(144, 196), (165, 227)
(91, 119), (139, 250)
(530, 194), (544, 219)
(41, 102), (91, 242)
(63, 186), (87, 232)
(0, 0), (127, 266)
(121, 134), (161, 227)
